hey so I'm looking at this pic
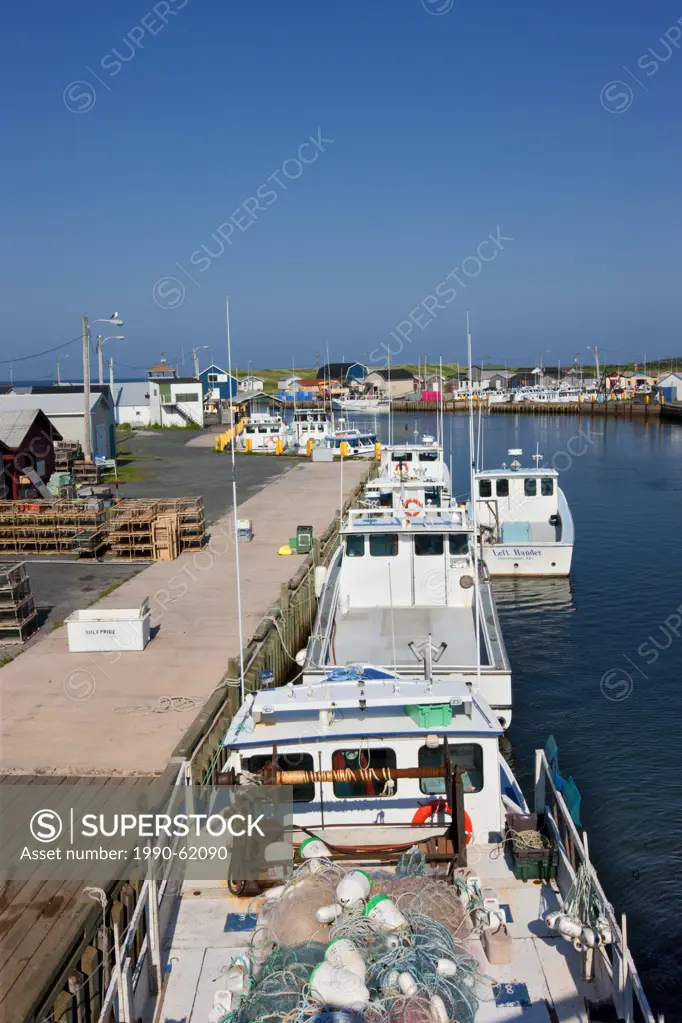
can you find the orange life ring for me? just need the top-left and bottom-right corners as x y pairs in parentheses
(395, 461), (410, 476)
(403, 497), (423, 518)
(411, 800), (473, 843)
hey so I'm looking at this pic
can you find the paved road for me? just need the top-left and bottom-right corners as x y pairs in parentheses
(115, 430), (294, 525)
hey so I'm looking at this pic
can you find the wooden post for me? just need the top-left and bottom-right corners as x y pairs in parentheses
(52, 990), (74, 1023)
(67, 970), (86, 1023)
(81, 946), (101, 1022)
(97, 923), (111, 991)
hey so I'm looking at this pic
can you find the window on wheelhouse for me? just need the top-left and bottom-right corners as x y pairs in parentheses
(541, 477), (554, 496)
(391, 452), (412, 462)
(258, 426), (268, 434)
(524, 478), (537, 496)
(478, 480), (492, 498)
(242, 753), (315, 802)
(496, 479), (509, 497)
(332, 748), (397, 797)
(418, 744), (483, 794)
(378, 491), (393, 507)
(449, 533), (469, 556)
(419, 451), (438, 462)
(424, 487), (440, 506)
(246, 426), (255, 434)
(346, 534), (365, 557)
(369, 534), (398, 556)
(414, 533), (444, 556)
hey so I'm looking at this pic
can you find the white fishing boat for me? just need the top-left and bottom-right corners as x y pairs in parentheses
(475, 449), (574, 576)
(237, 395), (288, 450)
(129, 688), (658, 1023)
(363, 439), (451, 511)
(304, 507), (512, 728)
(322, 424), (379, 457)
(289, 408), (335, 449)
(332, 395), (392, 413)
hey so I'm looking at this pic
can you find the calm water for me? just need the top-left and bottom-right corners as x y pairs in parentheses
(354, 410), (682, 1018)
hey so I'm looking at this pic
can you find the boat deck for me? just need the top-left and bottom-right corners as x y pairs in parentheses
(333, 606), (484, 667)
(154, 845), (597, 1023)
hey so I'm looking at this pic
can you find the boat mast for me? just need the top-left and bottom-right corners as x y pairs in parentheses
(467, 313), (482, 686)
(226, 296), (246, 705)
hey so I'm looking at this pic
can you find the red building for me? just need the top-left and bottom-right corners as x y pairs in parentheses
(0, 409), (61, 500)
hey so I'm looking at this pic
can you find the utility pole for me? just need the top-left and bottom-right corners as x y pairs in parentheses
(109, 357), (114, 395)
(82, 316), (92, 462)
(594, 345), (600, 381)
(192, 348), (200, 379)
(97, 336), (105, 385)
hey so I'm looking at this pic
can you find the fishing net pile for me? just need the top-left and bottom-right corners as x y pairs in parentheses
(217, 852), (491, 1023)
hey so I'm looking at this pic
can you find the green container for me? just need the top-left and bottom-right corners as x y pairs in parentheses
(288, 537), (298, 552)
(512, 850), (558, 882)
(404, 703), (453, 728)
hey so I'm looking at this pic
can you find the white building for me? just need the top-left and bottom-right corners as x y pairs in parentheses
(113, 382), (151, 427)
(148, 377), (204, 427)
(238, 374), (265, 393)
(364, 368), (417, 398)
(0, 390), (116, 458)
(657, 371), (682, 401)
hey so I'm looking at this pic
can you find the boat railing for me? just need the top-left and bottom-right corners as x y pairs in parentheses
(558, 487), (575, 546)
(535, 750), (658, 1023)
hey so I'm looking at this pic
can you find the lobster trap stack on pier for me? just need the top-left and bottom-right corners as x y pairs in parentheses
(0, 563), (38, 645)
(106, 497), (205, 561)
(0, 500), (107, 555)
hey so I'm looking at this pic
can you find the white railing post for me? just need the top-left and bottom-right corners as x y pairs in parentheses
(146, 877), (162, 996)
(534, 749), (546, 813)
(621, 914), (633, 1023)
(113, 920), (131, 1023)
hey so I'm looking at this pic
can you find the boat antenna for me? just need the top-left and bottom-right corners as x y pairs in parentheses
(439, 354), (444, 446)
(388, 346), (393, 447)
(467, 312), (482, 685)
(226, 296), (246, 705)
(292, 356), (297, 415)
(388, 562), (398, 676)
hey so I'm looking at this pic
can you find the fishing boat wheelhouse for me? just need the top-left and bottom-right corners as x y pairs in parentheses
(364, 440), (451, 511)
(475, 449), (574, 577)
(222, 674), (519, 851)
(305, 508), (512, 728)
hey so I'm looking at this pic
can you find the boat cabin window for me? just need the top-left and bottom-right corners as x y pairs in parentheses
(415, 533), (444, 556)
(369, 534), (399, 557)
(379, 491), (393, 507)
(524, 478), (537, 496)
(391, 452), (412, 462)
(541, 477), (554, 496)
(246, 426), (255, 434)
(478, 480), (492, 498)
(270, 427), (279, 433)
(370, 436), (378, 444)
(419, 451), (438, 462)
(346, 534), (365, 558)
(496, 479), (509, 497)
(449, 533), (469, 556)
(332, 748), (397, 798)
(242, 753), (315, 803)
(424, 488), (440, 506)
(418, 743), (483, 794)
(258, 426), (268, 434)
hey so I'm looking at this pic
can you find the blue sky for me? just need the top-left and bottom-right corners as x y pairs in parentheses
(2, 0), (681, 379)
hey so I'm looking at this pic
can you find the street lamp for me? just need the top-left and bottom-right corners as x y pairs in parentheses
(82, 313), (124, 462)
(96, 335), (125, 385)
(57, 352), (70, 386)
(192, 346), (209, 378)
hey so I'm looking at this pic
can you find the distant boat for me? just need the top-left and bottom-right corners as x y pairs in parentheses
(332, 395), (391, 413)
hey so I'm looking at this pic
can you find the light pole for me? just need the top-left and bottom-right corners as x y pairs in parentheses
(192, 346), (209, 378)
(82, 313), (124, 462)
(57, 353), (70, 385)
(96, 336), (124, 385)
